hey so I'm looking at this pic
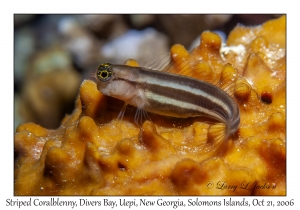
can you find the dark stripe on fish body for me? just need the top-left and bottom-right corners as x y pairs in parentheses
(145, 83), (231, 121)
(142, 68), (233, 120)
(113, 66), (236, 123)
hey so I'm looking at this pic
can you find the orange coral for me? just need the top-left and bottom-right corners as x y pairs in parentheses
(14, 16), (286, 195)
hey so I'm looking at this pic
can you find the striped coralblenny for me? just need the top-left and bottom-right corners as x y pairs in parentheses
(96, 62), (240, 143)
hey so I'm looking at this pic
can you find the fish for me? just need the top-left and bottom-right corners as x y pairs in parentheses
(95, 61), (240, 153)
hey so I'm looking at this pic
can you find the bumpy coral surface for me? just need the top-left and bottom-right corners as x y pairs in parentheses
(14, 16), (286, 195)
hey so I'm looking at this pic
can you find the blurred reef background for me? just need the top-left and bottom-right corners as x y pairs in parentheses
(14, 14), (280, 130)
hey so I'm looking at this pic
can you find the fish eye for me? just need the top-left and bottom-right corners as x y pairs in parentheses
(97, 63), (113, 82)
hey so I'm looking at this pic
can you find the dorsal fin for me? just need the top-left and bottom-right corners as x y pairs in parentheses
(143, 53), (171, 71)
(217, 63), (239, 98)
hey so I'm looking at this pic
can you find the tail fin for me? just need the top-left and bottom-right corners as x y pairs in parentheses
(207, 123), (231, 156)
